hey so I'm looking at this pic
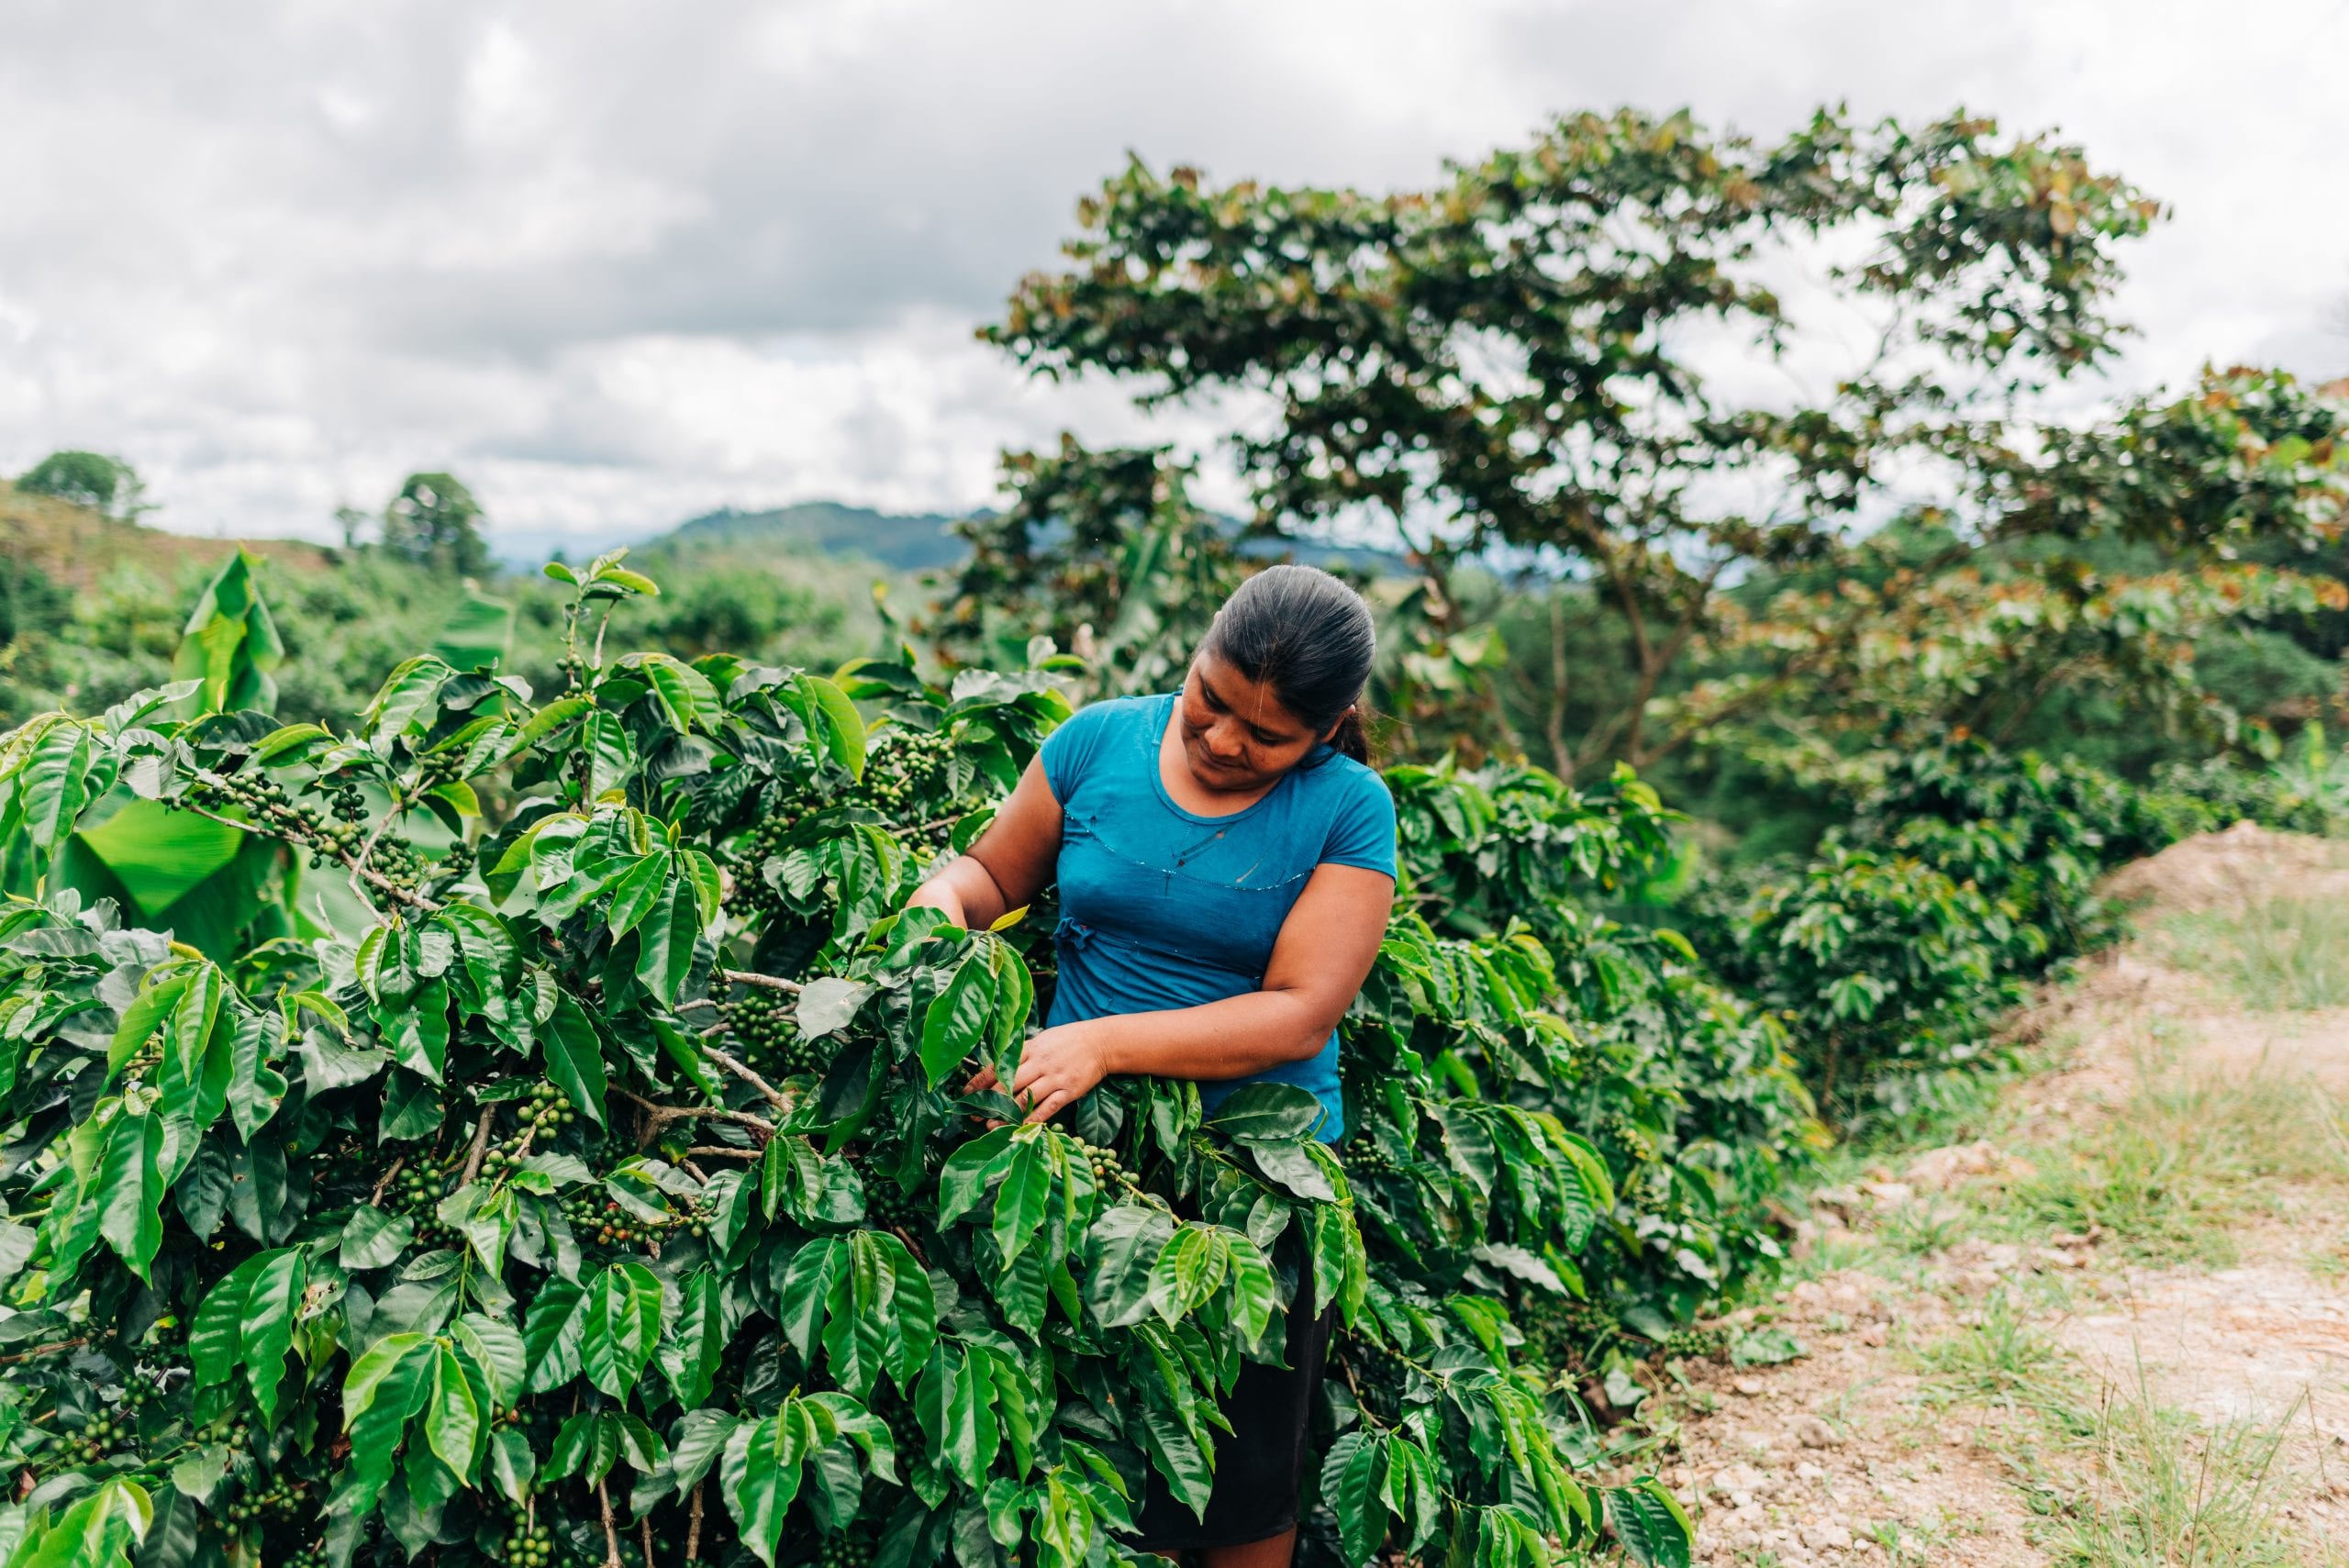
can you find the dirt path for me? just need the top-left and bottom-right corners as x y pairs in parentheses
(1649, 825), (2349, 1566)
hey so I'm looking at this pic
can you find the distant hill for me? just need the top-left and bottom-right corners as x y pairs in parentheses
(652, 499), (1399, 576)
(0, 481), (333, 590)
(660, 501), (974, 573)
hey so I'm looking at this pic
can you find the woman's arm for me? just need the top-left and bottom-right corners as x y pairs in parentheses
(985, 862), (1396, 1124)
(907, 756), (1063, 930)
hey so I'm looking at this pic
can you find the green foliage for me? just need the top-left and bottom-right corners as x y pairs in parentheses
(17, 452), (150, 520)
(0, 558), (1705, 1568)
(1365, 761), (1819, 1353)
(929, 440), (1248, 699)
(172, 551), (285, 717)
(991, 107), (2175, 764)
(1699, 741), (2186, 1122)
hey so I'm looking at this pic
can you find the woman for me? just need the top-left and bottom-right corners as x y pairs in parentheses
(909, 564), (1397, 1568)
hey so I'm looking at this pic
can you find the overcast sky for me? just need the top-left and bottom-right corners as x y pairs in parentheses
(5, 0), (2345, 556)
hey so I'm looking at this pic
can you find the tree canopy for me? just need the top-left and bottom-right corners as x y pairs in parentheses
(986, 108), (2349, 775)
(382, 473), (493, 579)
(17, 451), (151, 520)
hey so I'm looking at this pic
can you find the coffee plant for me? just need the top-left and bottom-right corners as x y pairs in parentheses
(0, 553), (1706, 1568)
(1699, 739), (2189, 1126)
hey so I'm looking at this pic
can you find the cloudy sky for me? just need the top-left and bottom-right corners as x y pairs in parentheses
(4, 0), (2345, 557)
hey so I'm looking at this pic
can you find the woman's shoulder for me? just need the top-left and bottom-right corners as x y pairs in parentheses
(1300, 750), (1393, 806)
(1040, 692), (1164, 795)
(1052, 693), (1163, 748)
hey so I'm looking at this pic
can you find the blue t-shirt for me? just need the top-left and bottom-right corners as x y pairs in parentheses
(1039, 693), (1397, 1140)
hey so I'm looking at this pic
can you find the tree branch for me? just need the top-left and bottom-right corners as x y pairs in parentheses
(1545, 588), (1573, 783)
(596, 1480), (621, 1568)
(173, 792), (439, 913)
(700, 1045), (791, 1113)
(616, 1089), (774, 1144)
(456, 1106), (497, 1187)
(721, 969), (801, 994)
(367, 1156), (409, 1209)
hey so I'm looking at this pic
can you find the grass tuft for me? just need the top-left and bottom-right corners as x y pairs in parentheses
(2159, 894), (2349, 1011)
(2042, 1363), (2317, 1568)
(2004, 1059), (2349, 1266)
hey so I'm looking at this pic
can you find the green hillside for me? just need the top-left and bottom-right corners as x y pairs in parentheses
(664, 499), (974, 571)
(661, 497), (1401, 574)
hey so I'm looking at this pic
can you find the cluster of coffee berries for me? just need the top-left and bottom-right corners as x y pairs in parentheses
(1514, 1294), (1612, 1370)
(722, 993), (826, 1078)
(815, 1529), (876, 1568)
(222, 1476), (308, 1527)
(328, 782), (369, 824)
(562, 1195), (701, 1249)
(194, 769), (362, 859)
(726, 793), (823, 923)
(1073, 1139), (1131, 1192)
(863, 1180), (925, 1230)
(514, 1083), (576, 1138)
(364, 838), (436, 894)
(852, 727), (957, 817)
(1592, 1112), (1652, 1173)
(392, 1161), (449, 1214)
(201, 1414), (256, 1448)
(500, 1519), (558, 1566)
(413, 746), (469, 787)
(63, 1407), (136, 1464)
(1341, 1138), (1398, 1175)
(1663, 1325), (1731, 1362)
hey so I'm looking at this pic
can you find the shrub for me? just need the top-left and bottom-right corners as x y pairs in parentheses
(0, 555), (1703, 1568)
(1379, 762), (1820, 1346)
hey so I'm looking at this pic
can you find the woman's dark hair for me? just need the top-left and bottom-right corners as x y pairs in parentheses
(1199, 564), (1377, 764)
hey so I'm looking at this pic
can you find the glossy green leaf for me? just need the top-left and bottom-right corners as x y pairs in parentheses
(542, 990), (609, 1128)
(578, 1261), (664, 1400)
(918, 959), (989, 1089)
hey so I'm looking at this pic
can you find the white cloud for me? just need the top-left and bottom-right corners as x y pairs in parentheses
(0, 0), (2344, 555)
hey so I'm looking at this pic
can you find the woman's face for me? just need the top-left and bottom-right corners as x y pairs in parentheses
(1174, 653), (1336, 794)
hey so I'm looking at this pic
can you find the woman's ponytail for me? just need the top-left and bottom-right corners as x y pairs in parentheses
(1200, 564), (1378, 769)
(1327, 707), (1373, 766)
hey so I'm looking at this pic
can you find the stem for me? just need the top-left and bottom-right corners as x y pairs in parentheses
(597, 1480), (621, 1568)
(700, 1045), (791, 1113)
(640, 1512), (654, 1568)
(0, 1338), (90, 1366)
(617, 1089), (774, 1143)
(888, 812), (964, 840)
(720, 969), (801, 995)
(368, 1156), (409, 1208)
(685, 1482), (705, 1562)
(173, 793), (436, 913)
(457, 1106), (497, 1186)
(685, 1145), (762, 1161)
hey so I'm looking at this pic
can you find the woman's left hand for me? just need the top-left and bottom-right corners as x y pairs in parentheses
(966, 1020), (1112, 1125)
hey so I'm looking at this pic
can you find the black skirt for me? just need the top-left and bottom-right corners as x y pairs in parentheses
(1130, 1272), (1338, 1552)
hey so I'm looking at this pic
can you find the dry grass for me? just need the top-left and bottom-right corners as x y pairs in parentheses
(0, 479), (330, 592)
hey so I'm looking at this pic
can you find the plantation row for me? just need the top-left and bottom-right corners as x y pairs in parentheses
(0, 551), (2278, 1568)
